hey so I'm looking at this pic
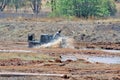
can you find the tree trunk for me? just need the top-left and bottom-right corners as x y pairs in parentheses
(31, 0), (41, 14)
(51, 0), (56, 12)
(15, 5), (18, 13)
(0, 0), (7, 12)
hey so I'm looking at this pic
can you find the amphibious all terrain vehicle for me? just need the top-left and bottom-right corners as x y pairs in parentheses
(28, 30), (62, 48)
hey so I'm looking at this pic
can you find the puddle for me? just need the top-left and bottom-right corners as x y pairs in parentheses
(86, 56), (120, 64)
(0, 50), (32, 53)
(79, 48), (120, 64)
(61, 54), (120, 64)
(101, 50), (120, 53)
(60, 55), (78, 62)
(80, 48), (120, 53)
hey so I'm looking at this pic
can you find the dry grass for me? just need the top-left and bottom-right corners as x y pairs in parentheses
(0, 53), (54, 61)
(1, 16), (120, 24)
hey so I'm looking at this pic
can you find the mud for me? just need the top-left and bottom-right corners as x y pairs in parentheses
(0, 58), (43, 66)
(0, 41), (119, 80)
(75, 42), (120, 50)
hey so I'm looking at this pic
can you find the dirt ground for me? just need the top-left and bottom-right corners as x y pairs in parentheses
(0, 41), (119, 80)
(0, 19), (119, 80)
(0, 18), (120, 42)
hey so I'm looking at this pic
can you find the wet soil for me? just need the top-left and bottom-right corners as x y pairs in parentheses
(0, 42), (119, 80)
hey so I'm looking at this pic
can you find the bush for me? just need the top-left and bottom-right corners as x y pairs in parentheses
(51, 0), (116, 18)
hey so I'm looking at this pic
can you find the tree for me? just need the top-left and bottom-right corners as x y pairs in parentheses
(9, 0), (25, 12)
(30, 0), (42, 14)
(51, 0), (56, 11)
(51, 0), (116, 18)
(0, 0), (9, 11)
(0, 0), (42, 14)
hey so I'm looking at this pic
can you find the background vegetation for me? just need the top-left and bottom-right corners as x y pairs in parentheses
(51, 0), (117, 18)
(0, 0), (118, 18)
(0, 0), (42, 14)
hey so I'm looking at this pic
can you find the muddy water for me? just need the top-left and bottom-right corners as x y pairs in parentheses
(87, 56), (120, 64)
(60, 55), (77, 62)
(61, 54), (120, 64)
(80, 48), (120, 53)
(77, 49), (120, 64)
(101, 49), (120, 53)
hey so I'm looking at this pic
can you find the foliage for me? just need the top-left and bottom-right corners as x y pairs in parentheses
(51, 0), (117, 18)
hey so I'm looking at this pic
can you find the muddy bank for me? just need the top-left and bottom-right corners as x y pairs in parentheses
(0, 46), (119, 80)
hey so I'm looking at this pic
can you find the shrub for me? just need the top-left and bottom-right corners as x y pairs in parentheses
(51, 0), (116, 18)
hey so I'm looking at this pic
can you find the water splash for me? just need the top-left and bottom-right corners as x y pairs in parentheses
(35, 37), (75, 48)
